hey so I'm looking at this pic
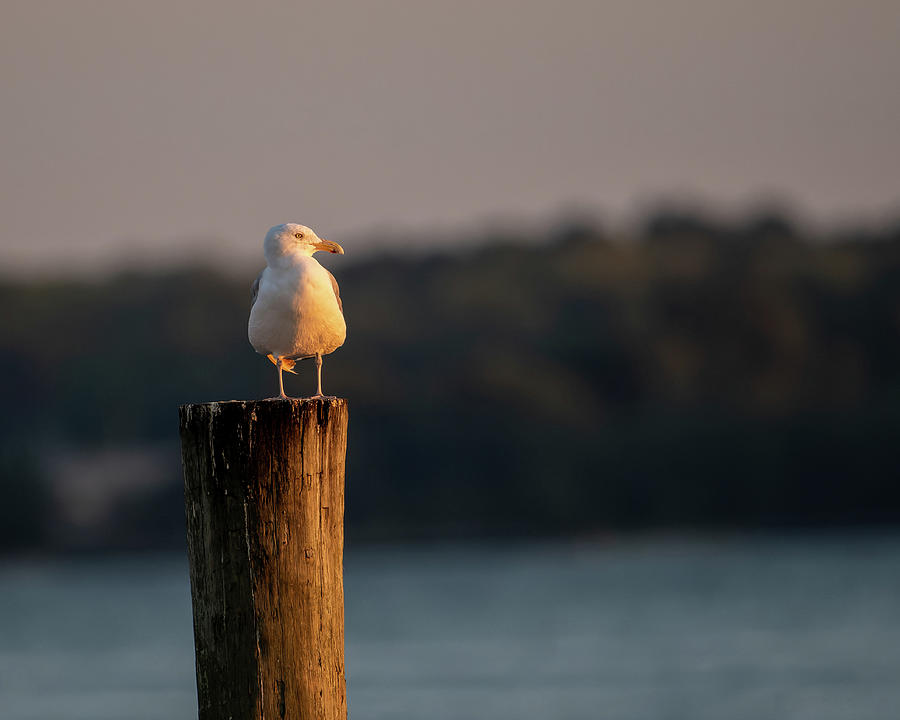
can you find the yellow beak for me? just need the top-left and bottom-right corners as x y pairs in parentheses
(313, 238), (344, 255)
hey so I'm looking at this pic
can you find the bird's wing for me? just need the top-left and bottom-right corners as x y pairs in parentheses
(326, 269), (343, 313)
(250, 269), (264, 308)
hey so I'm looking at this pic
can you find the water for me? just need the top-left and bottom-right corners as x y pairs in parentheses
(1, 535), (899, 720)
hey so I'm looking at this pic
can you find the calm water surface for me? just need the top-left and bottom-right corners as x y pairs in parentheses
(1, 535), (898, 720)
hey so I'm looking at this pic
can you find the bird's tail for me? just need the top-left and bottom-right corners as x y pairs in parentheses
(267, 354), (299, 374)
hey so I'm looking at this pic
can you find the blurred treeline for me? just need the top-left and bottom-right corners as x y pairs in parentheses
(2, 210), (900, 552)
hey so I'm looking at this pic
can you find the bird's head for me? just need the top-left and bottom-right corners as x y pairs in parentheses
(263, 223), (344, 263)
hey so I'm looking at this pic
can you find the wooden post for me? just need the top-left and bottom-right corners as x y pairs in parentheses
(179, 398), (349, 720)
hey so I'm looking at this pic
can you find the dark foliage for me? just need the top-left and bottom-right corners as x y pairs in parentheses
(1, 213), (899, 551)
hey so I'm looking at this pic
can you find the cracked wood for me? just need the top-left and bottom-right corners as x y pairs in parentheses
(180, 398), (348, 720)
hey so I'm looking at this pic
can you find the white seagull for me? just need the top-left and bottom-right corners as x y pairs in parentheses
(248, 223), (346, 399)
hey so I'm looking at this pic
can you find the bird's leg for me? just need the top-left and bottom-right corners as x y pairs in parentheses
(314, 352), (324, 397)
(310, 354), (336, 399)
(277, 356), (288, 399)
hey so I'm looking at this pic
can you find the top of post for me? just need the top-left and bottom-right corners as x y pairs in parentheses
(178, 397), (349, 431)
(179, 397), (347, 412)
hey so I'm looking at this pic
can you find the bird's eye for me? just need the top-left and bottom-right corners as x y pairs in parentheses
(294, 232), (303, 239)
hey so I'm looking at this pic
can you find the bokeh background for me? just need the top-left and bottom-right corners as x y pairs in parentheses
(2, 2), (899, 719)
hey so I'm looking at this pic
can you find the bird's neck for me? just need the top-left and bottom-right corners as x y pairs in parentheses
(265, 248), (316, 269)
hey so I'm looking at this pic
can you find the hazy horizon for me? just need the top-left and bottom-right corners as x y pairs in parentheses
(2, 0), (899, 276)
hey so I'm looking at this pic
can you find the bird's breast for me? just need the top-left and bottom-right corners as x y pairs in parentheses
(248, 260), (346, 358)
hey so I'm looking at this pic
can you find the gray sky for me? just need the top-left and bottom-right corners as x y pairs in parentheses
(2, 0), (899, 275)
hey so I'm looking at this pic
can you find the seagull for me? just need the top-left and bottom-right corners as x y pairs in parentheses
(248, 223), (346, 399)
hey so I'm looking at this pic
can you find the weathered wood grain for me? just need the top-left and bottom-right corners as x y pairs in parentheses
(179, 398), (348, 720)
